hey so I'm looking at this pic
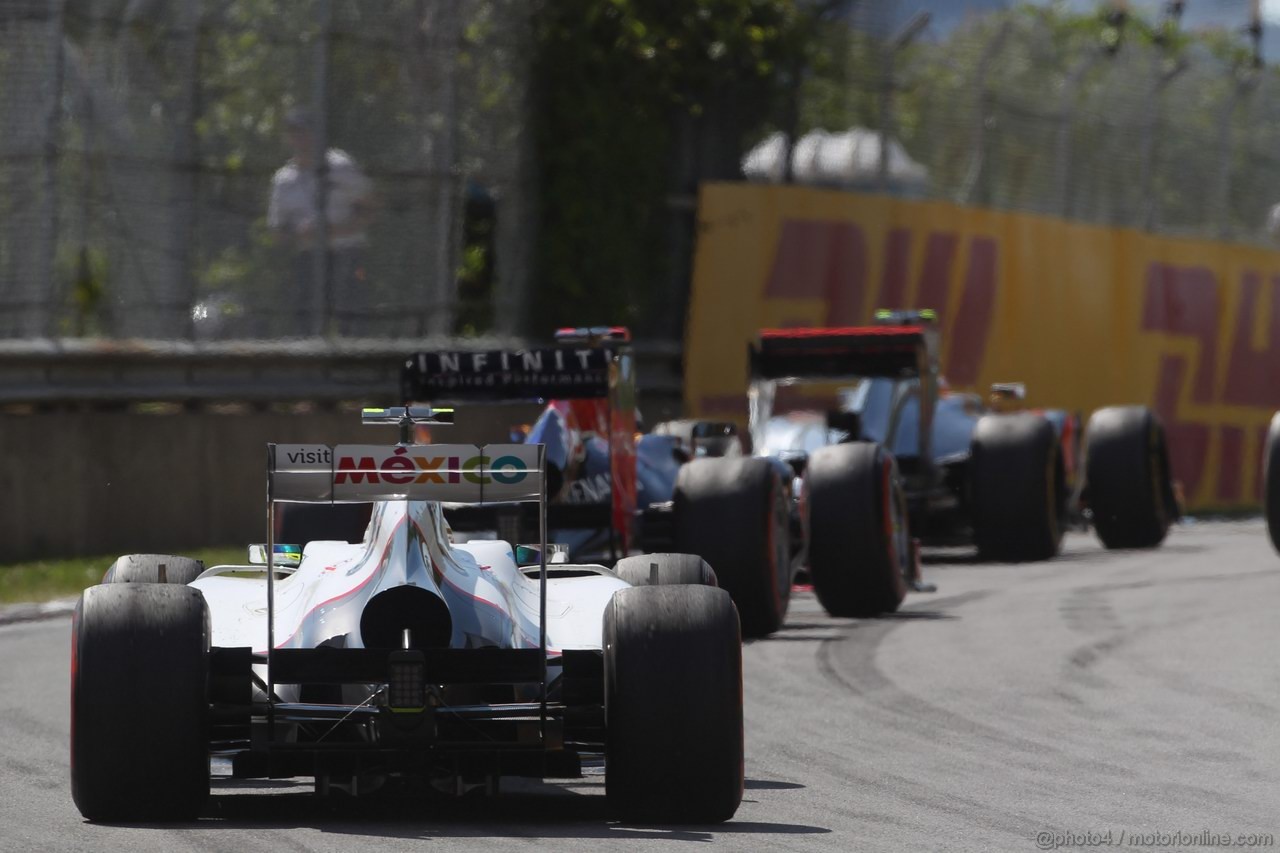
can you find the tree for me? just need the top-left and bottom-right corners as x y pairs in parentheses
(529, 0), (814, 335)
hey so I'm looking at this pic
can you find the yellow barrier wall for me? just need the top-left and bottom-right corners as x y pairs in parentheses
(686, 183), (1280, 510)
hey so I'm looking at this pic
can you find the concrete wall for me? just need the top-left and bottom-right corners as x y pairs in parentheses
(0, 405), (543, 563)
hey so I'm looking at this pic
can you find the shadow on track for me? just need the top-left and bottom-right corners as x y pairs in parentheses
(130, 778), (833, 842)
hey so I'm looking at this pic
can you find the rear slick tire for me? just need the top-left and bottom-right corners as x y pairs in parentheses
(1084, 406), (1173, 550)
(1265, 412), (1280, 554)
(806, 442), (910, 617)
(673, 457), (790, 637)
(613, 553), (717, 587)
(970, 413), (1065, 562)
(71, 583), (211, 822)
(102, 554), (204, 585)
(604, 585), (743, 823)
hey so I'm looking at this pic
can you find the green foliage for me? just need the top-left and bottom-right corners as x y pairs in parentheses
(808, 0), (1276, 235)
(54, 245), (108, 337)
(0, 546), (245, 605)
(530, 0), (813, 333)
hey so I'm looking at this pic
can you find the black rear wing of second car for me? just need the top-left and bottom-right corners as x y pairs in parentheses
(749, 325), (938, 382)
(400, 328), (632, 403)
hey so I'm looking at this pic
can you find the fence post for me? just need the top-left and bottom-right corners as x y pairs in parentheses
(1211, 76), (1257, 240)
(311, 0), (332, 337)
(173, 0), (202, 339)
(957, 20), (1011, 205)
(427, 0), (461, 337)
(1054, 50), (1103, 219)
(1138, 3), (1187, 230)
(1211, 13), (1263, 240)
(1137, 57), (1187, 231)
(877, 12), (930, 193)
(40, 0), (68, 339)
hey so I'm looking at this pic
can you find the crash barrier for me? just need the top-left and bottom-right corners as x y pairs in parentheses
(686, 182), (1280, 511)
(0, 338), (683, 409)
(0, 407), (543, 563)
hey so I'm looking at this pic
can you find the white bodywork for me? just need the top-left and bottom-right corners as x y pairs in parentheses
(191, 441), (629, 697)
(194, 501), (626, 655)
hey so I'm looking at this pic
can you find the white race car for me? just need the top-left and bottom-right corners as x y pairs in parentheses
(70, 407), (743, 824)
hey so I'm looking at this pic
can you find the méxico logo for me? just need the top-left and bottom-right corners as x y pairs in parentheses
(334, 446), (529, 486)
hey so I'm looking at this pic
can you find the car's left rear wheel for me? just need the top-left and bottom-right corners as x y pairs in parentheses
(71, 583), (211, 822)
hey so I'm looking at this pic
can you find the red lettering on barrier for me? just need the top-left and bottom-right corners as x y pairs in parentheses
(914, 233), (960, 322)
(1223, 272), (1280, 408)
(764, 221), (868, 326)
(876, 228), (912, 309)
(1217, 425), (1245, 502)
(762, 221), (998, 388)
(1152, 357), (1210, 499)
(946, 237), (998, 386)
(1141, 264), (1220, 404)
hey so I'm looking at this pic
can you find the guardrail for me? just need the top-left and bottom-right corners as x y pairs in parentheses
(0, 337), (687, 560)
(0, 337), (685, 407)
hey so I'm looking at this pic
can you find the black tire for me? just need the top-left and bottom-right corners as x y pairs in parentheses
(970, 413), (1065, 561)
(277, 503), (372, 545)
(71, 584), (211, 822)
(806, 442), (909, 617)
(614, 553), (717, 587)
(102, 554), (205, 585)
(1084, 406), (1173, 549)
(604, 585), (742, 823)
(1265, 412), (1280, 554)
(673, 457), (791, 638)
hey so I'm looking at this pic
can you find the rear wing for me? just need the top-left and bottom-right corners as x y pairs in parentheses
(401, 348), (613, 401)
(749, 326), (937, 382)
(268, 444), (544, 504)
(748, 322), (941, 473)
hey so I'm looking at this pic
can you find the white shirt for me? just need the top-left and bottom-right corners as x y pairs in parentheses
(268, 149), (372, 249)
(1267, 203), (1280, 243)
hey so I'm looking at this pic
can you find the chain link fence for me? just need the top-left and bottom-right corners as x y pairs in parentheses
(765, 2), (1280, 245)
(4, 1), (1280, 343)
(0, 0), (534, 341)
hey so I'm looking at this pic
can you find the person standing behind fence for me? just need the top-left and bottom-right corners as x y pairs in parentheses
(268, 107), (375, 336)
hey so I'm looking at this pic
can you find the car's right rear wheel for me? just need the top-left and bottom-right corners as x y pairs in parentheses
(806, 442), (910, 617)
(71, 583), (211, 822)
(604, 585), (743, 823)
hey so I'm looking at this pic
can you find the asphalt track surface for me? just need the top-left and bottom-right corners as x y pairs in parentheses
(2, 521), (1277, 852)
